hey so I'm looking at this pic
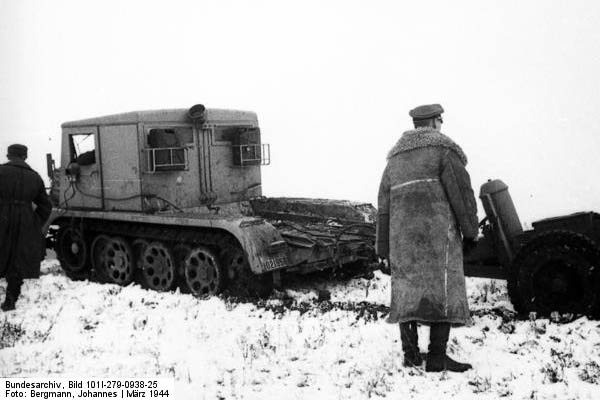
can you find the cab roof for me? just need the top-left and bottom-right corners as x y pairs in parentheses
(61, 108), (259, 128)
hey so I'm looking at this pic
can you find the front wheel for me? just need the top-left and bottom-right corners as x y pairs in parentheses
(56, 225), (90, 279)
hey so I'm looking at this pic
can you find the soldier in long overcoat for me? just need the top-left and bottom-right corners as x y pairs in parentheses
(376, 104), (479, 372)
(0, 144), (52, 311)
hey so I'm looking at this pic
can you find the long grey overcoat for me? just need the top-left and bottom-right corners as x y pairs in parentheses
(376, 127), (478, 325)
(0, 159), (52, 279)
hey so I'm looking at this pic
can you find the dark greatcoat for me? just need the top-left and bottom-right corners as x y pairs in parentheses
(376, 127), (478, 326)
(0, 159), (52, 279)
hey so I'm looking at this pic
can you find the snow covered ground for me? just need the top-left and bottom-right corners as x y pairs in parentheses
(1, 258), (600, 399)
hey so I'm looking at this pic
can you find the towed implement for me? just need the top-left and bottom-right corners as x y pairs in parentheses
(45, 105), (376, 297)
(465, 180), (600, 318)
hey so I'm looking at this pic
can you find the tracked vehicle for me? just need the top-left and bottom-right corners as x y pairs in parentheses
(45, 105), (376, 297)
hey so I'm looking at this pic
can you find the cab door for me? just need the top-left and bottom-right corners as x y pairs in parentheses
(99, 124), (142, 211)
(61, 126), (102, 210)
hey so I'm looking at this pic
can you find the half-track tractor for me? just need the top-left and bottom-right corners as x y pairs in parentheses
(45, 105), (377, 297)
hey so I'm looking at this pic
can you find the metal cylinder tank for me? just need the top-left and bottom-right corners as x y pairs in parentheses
(480, 179), (523, 242)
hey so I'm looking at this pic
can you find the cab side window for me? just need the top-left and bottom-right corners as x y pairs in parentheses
(69, 133), (96, 165)
(146, 127), (191, 172)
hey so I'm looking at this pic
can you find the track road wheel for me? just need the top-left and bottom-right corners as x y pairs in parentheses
(96, 237), (135, 286)
(140, 241), (176, 291)
(184, 247), (224, 297)
(56, 226), (89, 279)
(222, 246), (273, 298)
(510, 230), (600, 318)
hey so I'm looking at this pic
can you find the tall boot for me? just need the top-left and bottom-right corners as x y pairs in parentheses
(426, 323), (472, 372)
(1, 276), (23, 312)
(400, 321), (422, 367)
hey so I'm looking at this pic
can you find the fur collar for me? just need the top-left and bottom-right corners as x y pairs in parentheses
(387, 127), (468, 165)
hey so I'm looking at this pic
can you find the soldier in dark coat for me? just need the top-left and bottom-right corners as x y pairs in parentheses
(376, 104), (479, 372)
(0, 144), (52, 311)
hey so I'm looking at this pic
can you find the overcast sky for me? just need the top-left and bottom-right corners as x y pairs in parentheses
(1, 0), (599, 224)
